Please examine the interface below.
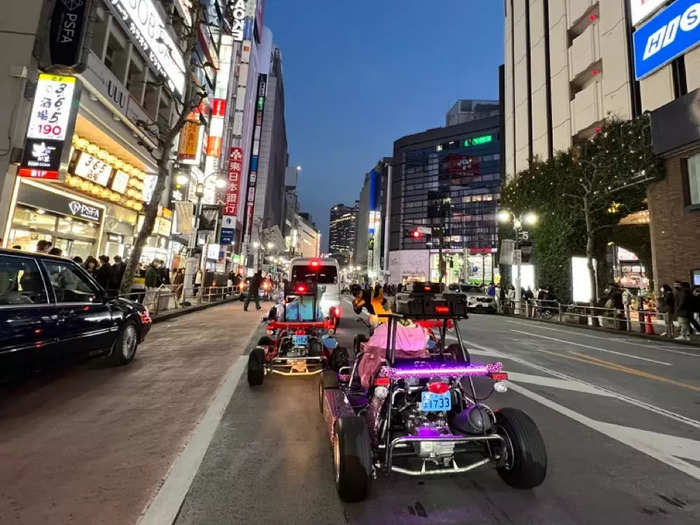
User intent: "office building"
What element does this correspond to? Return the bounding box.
[328,203,358,266]
[446,99,500,126]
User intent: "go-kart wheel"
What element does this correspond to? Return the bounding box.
[329,346,349,372]
[333,416,371,502]
[247,347,265,387]
[319,370,338,413]
[447,343,470,363]
[495,408,547,489]
[353,334,368,355]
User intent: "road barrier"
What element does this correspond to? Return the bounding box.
[120,285,241,318]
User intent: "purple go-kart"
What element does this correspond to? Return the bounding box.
[319,303,547,502]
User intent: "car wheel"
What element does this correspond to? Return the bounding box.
[495,408,547,489]
[333,416,372,502]
[108,321,139,366]
[247,347,265,386]
[319,370,339,413]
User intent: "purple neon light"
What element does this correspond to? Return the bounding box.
[380,362,502,379]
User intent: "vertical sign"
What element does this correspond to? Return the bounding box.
[242,74,267,243]
[221,147,243,245]
[19,74,79,180]
[49,0,92,69]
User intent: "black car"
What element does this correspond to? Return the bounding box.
[0,248,151,374]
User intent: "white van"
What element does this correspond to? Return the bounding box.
[289,257,341,326]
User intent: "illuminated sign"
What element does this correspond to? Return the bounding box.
[634,0,700,80]
[73,151,112,186]
[19,74,79,179]
[107,0,186,96]
[111,170,130,193]
[143,174,158,204]
[69,200,101,222]
[630,0,668,25]
[230,0,247,41]
[464,134,493,147]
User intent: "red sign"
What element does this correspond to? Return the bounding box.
[469,248,494,255]
[18,167,59,179]
[447,155,480,177]
[211,98,226,117]
[223,147,243,216]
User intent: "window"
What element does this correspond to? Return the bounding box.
[688,153,700,206]
[89,5,109,58]
[0,256,48,305]
[42,261,99,304]
[292,265,338,284]
[143,70,161,119]
[126,52,146,102]
[104,24,129,82]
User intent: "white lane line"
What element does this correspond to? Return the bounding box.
[502,318,699,358]
[137,356,247,525]
[510,329,672,366]
[458,337,700,430]
[506,372,614,397]
[507,382,700,481]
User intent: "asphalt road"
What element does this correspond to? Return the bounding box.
[174,299,700,525]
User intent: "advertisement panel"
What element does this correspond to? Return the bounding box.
[633,0,700,80]
[49,0,92,69]
[73,151,113,186]
[178,118,202,163]
[242,74,267,241]
[19,74,80,180]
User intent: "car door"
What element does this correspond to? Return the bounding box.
[0,254,59,370]
[40,258,116,357]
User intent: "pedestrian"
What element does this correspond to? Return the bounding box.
[657,284,675,337]
[48,247,63,256]
[194,268,203,296]
[95,255,112,289]
[244,270,263,311]
[72,256,83,265]
[673,281,693,341]
[507,285,515,313]
[173,268,185,300]
[691,286,700,335]
[84,256,99,276]
[158,260,171,286]
[145,260,161,288]
[110,255,126,290]
[36,239,52,253]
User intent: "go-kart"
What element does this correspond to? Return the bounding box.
[319,288,547,502]
[248,281,348,386]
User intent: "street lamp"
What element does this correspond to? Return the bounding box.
[498,209,538,315]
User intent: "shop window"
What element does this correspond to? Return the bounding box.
[126,52,146,103]
[104,23,129,83]
[688,153,700,206]
[89,4,109,58]
[43,260,99,304]
[0,255,48,305]
[13,207,57,231]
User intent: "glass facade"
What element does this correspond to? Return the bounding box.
[393,129,500,253]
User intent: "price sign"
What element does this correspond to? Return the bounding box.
[27,74,76,142]
[74,152,112,186]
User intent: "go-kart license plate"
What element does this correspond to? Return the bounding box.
[420,391,451,412]
[293,334,308,346]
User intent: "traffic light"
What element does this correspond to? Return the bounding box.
[410,229,422,239]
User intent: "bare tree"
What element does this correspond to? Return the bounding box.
[119,6,207,294]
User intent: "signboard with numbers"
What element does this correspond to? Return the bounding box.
[73,151,112,186]
[19,74,80,180]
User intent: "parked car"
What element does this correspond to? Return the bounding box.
[449,284,496,313]
[0,248,151,375]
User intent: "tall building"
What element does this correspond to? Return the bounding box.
[504,0,700,288]
[296,212,321,258]
[328,203,358,266]
[446,99,500,126]
[355,163,390,279]
[388,116,501,285]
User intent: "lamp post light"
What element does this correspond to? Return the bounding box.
[498,210,537,315]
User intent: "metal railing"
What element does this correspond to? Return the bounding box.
[119,284,241,317]
[501,298,674,338]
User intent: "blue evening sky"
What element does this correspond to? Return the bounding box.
[264,0,504,248]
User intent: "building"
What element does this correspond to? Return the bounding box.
[328,203,358,266]
[446,99,500,126]
[388,116,501,285]
[355,163,389,280]
[295,212,321,258]
[503,0,700,288]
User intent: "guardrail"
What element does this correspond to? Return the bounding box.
[119,285,241,317]
[501,298,675,338]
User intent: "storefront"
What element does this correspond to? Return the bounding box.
[138,208,174,266]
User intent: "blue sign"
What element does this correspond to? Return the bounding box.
[633,0,700,80]
[220,228,235,246]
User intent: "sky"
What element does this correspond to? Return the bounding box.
[264,0,504,249]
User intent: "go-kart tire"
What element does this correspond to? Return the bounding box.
[446,342,471,363]
[247,347,265,387]
[495,408,547,489]
[333,416,372,502]
[329,346,349,372]
[319,370,338,413]
[353,334,368,355]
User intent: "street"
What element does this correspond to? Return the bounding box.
[1,300,699,525]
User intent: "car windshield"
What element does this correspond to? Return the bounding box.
[291,265,338,284]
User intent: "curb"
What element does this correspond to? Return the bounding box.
[152,297,239,324]
[499,313,700,348]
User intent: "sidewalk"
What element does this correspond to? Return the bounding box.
[0,302,263,525]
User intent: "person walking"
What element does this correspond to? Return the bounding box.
[244,270,263,311]
[84,256,99,277]
[690,286,700,335]
[95,255,112,290]
[673,281,692,341]
[657,284,675,337]
[145,260,161,289]
[110,255,126,291]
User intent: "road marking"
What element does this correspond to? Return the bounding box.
[506,372,615,397]
[568,352,700,392]
[502,318,699,357]
[507,382,700,481]
[137,355,248,525]
[458,337,700,430]
[510,329,672,366]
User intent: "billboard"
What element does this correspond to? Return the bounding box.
[633,0,700,80]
